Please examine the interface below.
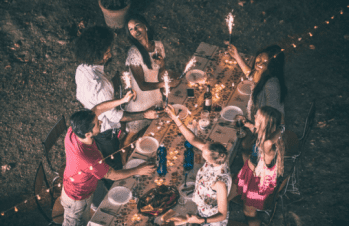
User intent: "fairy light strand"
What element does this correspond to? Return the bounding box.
[1,4,348,219]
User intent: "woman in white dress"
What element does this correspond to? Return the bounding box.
[165,105,232,226]
[124,14,181,145]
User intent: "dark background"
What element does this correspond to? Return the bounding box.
[1,0,348,225]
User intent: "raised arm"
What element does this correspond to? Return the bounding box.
[164,105,206,150]
[104,163,156,181]
[227,44,252,77]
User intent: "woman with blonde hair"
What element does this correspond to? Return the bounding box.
[235,106,285,226]
[165,105,232,226]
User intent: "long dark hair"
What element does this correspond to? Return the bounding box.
[125,13,154,69]
[251,45,288,105]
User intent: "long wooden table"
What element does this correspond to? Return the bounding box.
[88,42,253,226]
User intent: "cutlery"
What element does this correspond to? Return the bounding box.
[184,173,188,188]
[100,208,119,218]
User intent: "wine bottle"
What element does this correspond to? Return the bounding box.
[203,85,212,111]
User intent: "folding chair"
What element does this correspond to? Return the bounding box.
[34,162,64,225]
[284,100,316,195]
[42,115,67,186]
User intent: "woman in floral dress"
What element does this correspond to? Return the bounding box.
[124,14,181,147]
[165,105,232,226]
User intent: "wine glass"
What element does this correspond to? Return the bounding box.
[235,118,246,138]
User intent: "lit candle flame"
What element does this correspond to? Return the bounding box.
[226,10,235,35]
[122,71,132,90]
[184,57,197,74]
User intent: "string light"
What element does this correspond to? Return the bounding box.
[46,189,50,193]
[1,4,348,219]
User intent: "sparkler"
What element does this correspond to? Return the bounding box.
[226,10,235,44]
[121,71,135,101]
[179,57,196,78]
[163,71,170,107]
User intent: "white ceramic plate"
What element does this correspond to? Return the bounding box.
[136,136,159,154]
[108,186,132,205]
[238,80,253,95]
[172,104,189,119]
[179,181,196,200]
[220,106,243,122]
[186,69,206,84]
[124,159,146,169]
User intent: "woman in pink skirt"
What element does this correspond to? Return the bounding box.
[235,106,285,226]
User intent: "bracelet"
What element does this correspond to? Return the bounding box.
[204,218,207,224]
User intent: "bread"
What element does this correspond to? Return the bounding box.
[161,209,176,222]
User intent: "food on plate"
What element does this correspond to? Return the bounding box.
[161,209,176,222]
[137,185,179,216]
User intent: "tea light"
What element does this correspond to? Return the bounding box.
[154,178,164,186]
[150,132,155,136]
[174,150,179,155]
[172,155,178,160]
[132,214,142,222]
[157,126,161,130]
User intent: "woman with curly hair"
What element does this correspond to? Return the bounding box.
[234,106,285,226]
[123,13,181,146]
[228,44,288,123]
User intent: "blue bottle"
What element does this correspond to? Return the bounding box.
[157,144,167,176]
[183,141,194,171]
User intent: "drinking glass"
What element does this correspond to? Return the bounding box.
[199,110,210,130]
[235,118,246,138]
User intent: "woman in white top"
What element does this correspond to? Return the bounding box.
[124,14,181,145]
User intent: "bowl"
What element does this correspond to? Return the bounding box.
[136,136,159,155]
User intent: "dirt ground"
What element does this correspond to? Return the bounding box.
[1,0,349,225]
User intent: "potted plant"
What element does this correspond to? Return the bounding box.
[98,0,131,29]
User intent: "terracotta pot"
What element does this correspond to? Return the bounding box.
[98,0,130,29]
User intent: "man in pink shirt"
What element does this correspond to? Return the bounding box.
[61,91,156,226]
